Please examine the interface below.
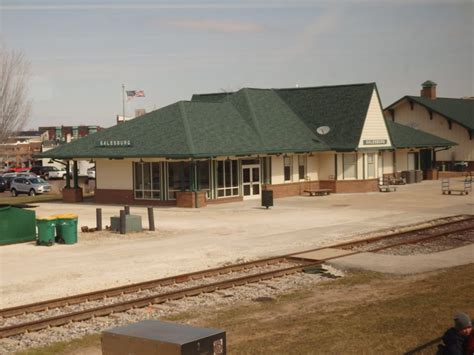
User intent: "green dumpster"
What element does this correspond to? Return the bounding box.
[36,216,57,246]
[54,213,78,245]
[0,205,36,245]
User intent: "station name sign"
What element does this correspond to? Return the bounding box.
[97,140,132,147]
[363,139,387,145]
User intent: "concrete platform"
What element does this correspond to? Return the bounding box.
[0,180,472,308]
[327,244,474,275]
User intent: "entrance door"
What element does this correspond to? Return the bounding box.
[242,164,260,199]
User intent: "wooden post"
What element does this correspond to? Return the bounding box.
[148,207,155,231]
[96,208,102,231]
[124,205,130,215]
[120,210,126,235]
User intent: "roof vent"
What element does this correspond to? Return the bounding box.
[316,126,330,135]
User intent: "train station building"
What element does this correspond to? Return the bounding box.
[39,83,455,207]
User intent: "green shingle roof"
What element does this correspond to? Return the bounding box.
[274,84,376,150]
[386,96,474,131]
[39,83,454,160]
[38,92,330,159]
[385,119,456,149]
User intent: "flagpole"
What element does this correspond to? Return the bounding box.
[122,84,125,122]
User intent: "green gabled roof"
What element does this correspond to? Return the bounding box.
[274,83,376,150]
[192,83,378,151]
[385,119,456,149]
[39,93,330,159]
[386,96,474,131]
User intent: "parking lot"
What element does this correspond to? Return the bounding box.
[0,180,472,308]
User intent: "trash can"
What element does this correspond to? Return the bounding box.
[55,213,78,244]
[261,190,273,209]
[401,170,415,184]
[36,216,57,246]
[415,170,423,183]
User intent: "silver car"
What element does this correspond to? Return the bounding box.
[10,176,52,196]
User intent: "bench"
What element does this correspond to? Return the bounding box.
[379,177,397,193]
[304,189,332,196]
[379,185,397,192]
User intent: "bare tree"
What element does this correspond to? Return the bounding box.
[0,44,32,143]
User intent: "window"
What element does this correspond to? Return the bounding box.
[298,155,307,180]
[134,162,161,200]
[284,156,292,182]
[217,160,239,198]
[197,160,210,196]
[367,153,375,178]
[343,154,357,179]
[168,162,190,200]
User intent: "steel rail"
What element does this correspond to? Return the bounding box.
[1,215,472,319]
[0,256,293,318]
[0,260,320,338]
[367,224,474,253]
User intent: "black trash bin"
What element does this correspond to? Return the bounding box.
[401,170,415,184]
[261,190,273,209]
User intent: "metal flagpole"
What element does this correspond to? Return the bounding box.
[122,84,125,122]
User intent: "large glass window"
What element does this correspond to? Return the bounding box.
[343,154,357,179]
[134,162,161,200]
[298,155,307,180]
[284,156,292,182]
[168,162,190,200]
[367,153,375,178]
[197,160,210,196]
[217,160,239,198]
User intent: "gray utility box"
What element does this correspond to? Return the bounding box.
[102,320,226,355]
[110,214,142,233]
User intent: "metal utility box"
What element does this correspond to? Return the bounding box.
[261,189,273,209]
[0,205,36,245]
[110,214,142,233]
[102,320,226,355]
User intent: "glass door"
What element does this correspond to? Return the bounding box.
[242,164,260,199]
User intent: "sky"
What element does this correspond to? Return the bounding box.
[1,0,473,129]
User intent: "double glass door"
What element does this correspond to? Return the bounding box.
[242,164,260,199]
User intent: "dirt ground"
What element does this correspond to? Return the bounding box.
[19,263,474,355]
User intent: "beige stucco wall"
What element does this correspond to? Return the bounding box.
[358,90,392,150]
[96,158,133,190]
[394,149,422,172]
[380,151,394,175]
[271,155,284,184]
[390,101,472,161]
[317,152,335,180]
[307,154,318,180]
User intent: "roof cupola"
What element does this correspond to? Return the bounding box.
[421,80,437,100]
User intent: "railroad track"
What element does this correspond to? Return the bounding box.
[1,214,473,339]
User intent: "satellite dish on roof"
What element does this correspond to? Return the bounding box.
[316,126,330,135]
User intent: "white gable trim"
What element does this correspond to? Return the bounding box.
[358,89,392,149]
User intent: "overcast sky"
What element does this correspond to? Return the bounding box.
[1,0,473,129]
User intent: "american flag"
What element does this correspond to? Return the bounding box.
[126,90,145,98]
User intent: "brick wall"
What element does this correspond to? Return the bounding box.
[176,191,207,208]
[95,189,175,206]
[263,179,378,197]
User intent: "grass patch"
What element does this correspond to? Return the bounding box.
[15,334,100,355]
[0,193,94,206]
[14,264,474,354]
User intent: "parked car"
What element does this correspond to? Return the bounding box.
[10,176,51,196]
[0,173,33,190]
[30,166,58,179]
[47,166,69,179]
[0,176,6,192]
[87,166,96,179]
